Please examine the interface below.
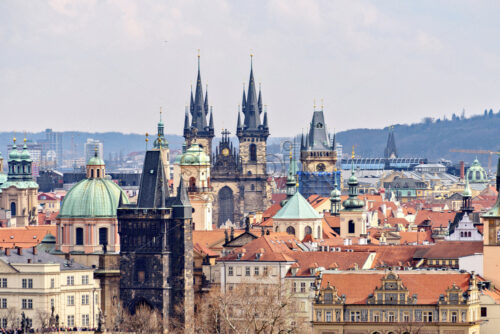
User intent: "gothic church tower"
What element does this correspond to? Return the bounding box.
[236,56,271,215]
[184,54,214,157]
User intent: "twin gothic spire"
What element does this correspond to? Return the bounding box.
[184,54,269,139]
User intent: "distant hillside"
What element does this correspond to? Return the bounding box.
[1,109,499,166]
[335,110,500,166]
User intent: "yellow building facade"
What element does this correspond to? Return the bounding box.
[0,247,100,330]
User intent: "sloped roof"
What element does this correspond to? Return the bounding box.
[420,241,483,259]
[320,271,471,304]
[414,209,456,228]
[288,252,372,276]
[0,226,56,248]
[274,192,321,219]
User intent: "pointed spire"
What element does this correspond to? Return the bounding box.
[263,111,268,129]
[189,52,208,132]
[300,133,305,150]
[176,177,190,204]
[237,111,242,130]
[184,109,190,131]
[209,110,214,130]
[204,85,209,116]
[190,87,194,115]
[332,132,336,150]
[241,85,246,113]
[258,83,263,114]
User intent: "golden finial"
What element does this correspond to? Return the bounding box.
[351,146,355,159]
[197,48,200,58]
[250,49,254,58]
[23,138,27,143]
[313,99,316,109]
[13,137,16,144]
[145,132,149,141]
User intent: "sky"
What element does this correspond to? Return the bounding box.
[1,0,500,137]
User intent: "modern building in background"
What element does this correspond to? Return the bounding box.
[84,139,103,163]
[37,129,63,169]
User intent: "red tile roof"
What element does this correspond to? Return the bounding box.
[414,209,456,229]
[420,241,483,259]
[288,252,372,276]
[320,272,471,304]
[0,226,56,248]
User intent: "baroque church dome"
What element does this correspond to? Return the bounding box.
[467,159,488,183]
[58,154,129,218]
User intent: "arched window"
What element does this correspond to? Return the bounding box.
[251,184,255,191]
[99,227,108,245]
[10,202,16,216]
[76,228,84,245]
[96,169,100,178]
[189,177,196,191]
[249,144,257,162]
[286,226,295,235]
[475,171,480,180]
[91,169,94,178]
[304,226,312,235]
[348,220,355,234]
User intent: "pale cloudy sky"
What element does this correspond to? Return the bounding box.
[1,0,499,137]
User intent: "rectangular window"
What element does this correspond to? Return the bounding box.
[423,311,433,322]
[67,315,75,327]
[350,311,361,322]
[403,312,410,322]
[51,298,54,309]
[82,314,90,326]
[300,282,306,293]
[1,318,7,328]
[0,298,6,309]
[263,266,269,276]
[373,312,380,322]
[50,278,55,289]
[451,312,457,323]
[316,311,322,321]
[67,295,74,306]
[481,307,487,317]
[0,278,7,288]
[228,266,233,276]
[293,282,297,293]
[22,278,33,289]
[82,275,89,285]
[325,311,332,322]
[388,312,395,322]
[461,311,466,322]
[82,294,89,305]
[67,276,74,286]
[254,266,260,276]
[21,299,33,309]
[245,267,251,276]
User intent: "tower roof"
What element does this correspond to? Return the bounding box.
[304,109,332,151]
[238,56,268,138]
[384,127,398,159]
[274,191,321,220]
[187,54,214,137]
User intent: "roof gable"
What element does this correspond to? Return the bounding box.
[274,192,322,219]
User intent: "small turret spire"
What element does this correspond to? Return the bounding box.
[209,109,214,130]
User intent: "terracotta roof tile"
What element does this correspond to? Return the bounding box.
[320,271,471,304]
[421,241,483,259]
[288,252,372,276]
[0,226,56,248]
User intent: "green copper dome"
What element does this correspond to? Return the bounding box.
[330,184,341,201]
[87,155,105,166]
[20,144,31,161]
[180,143,210,166]
[467,159,488,183]
[58,178,129,218]
[8,143,20,161]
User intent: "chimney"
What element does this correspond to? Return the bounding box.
[17,247,23,255]
[32,246,37,255]
[5,248,10,256]
[460,161,465,179]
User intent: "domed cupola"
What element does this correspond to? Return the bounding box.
[180,143,210,166]
[59,148,129,219]
[342,149,365,210]
[467,159,488,183]
[153,109,168,149]
[329,172,342,215]
[8,138,20,162]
